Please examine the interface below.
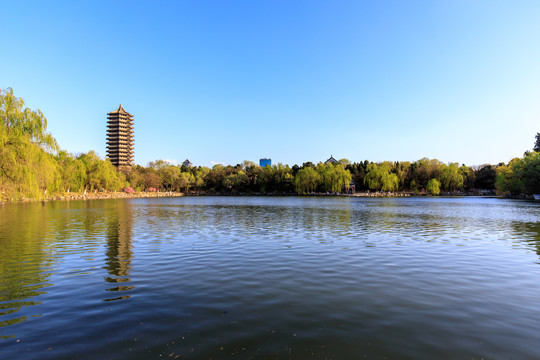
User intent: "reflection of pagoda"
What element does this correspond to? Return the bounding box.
[104,203,134,301]
[106,104,134,172]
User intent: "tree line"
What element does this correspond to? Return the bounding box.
[1,88,539,201]
[123,159,501,196]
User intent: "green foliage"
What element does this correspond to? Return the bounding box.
[495,159,524,196]
[426,178,441,195]
[295,166,321,194]
[534,132,540,153]
[0,87,58,152]
[409,158,444,190]
[495,153,540,196]
[77,151,124,192]
[519,152,540,194]
[459,165,475,191]
[162,165,180,191]
[410,179,419,194]
[438,163,464,192]
[364,162,399,192]
[316,163,352,193]
[1,88,60,199]
[56,151,86,192]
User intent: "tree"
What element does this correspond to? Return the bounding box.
[175,171,194,192]
[127,165,146,191]
[513,152,540,195]
[474,165,496,190]
[438,163,464,192]
[394,161,411,190]
[315,163,352,193]
[364,163,382,190]
[534,132,540,152]
[56,151,85,192]
[273,164,294,193]
[223,171,248,192]
[161,165,180,191]
[97,159,125,191]
[426,178,441,195]
[495,159,524,196]
[193,167,209,192]
[459,165,475,192]
[142,170,161,190]
[346,162,368,191]
[0,88,58,152]
[257,165,275,193]
[295,166,321,194]
[77,151,124,191]
[409,158,444,190]
[78,151,101,191]
[364,162,398,192]
[1,88,60,199]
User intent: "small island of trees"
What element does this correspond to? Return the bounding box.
[1,88,539,202]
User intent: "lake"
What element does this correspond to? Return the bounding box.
[1,196,540,359]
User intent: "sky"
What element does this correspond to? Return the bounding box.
[1,1,539,168]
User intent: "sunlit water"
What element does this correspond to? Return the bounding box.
[1,196,540,359]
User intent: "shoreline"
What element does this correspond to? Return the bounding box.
[1,190,527,206]
[0,191,184,205]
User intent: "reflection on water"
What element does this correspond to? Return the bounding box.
[104,203,134,301]
[511,220,540,258]
[0,197,540,359]
[0,204,54,336]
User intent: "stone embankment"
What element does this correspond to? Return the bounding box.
[0,191,184,204]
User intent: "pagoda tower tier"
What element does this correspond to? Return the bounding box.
[106,104,134,168]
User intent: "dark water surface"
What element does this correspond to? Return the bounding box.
[1,196,540,359]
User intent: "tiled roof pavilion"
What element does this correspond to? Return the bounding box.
[325,155,339,164]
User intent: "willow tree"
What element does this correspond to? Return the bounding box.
[438,163,464,192]
[426,178,441,195]
[316,163,352,193]
[56,150,86,192]
[78,151,125,192]
[0,88,60,199]
[364,162,399,192]
[295,166,321,194]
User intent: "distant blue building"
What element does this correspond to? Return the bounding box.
[259,158,271,167]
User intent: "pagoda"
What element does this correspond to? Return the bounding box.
[106,104,134,172]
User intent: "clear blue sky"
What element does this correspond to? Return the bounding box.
[2,1,539,167]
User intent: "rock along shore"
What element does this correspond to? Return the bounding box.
[0,191,184,204]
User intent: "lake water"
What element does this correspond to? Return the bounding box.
[1,196,540,359]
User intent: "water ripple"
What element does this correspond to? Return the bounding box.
[1,197,540,359]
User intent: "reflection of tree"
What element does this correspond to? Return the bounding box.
[0,204,54,336]
[513,221,540,259]
[104,202,134,301]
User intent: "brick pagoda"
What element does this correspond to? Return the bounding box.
[106,104,134,172]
